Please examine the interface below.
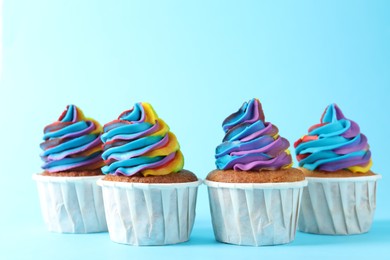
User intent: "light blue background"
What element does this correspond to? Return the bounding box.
[1,0,389,259]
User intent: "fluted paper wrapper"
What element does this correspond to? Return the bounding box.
[205,180,307,246]
[97,179,202,246]
[33,174,108,233]
[299,175,381,235]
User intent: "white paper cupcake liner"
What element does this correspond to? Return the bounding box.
[97,179,202,246]
[33,174,108,233]
[204,180,308,246]
[298,174,381,235]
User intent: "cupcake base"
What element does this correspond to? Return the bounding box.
[33,174,108,233]
[204,179,307,246]
[207,168,305,183]
[97,172,201,246]
[40,169,103,177]
[298,174,382,235]
[102,169,198,183]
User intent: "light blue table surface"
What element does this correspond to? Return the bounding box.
[2,221,390,260]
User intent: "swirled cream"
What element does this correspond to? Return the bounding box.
[294,104,372,173]
[40,105,104,172]
[215,98,292,171]
[101,102,184,176]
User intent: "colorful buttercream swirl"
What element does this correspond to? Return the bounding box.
[40,105,104,172]
[101,102,184,176]
[215,98,292,171]
[294,104,372,173]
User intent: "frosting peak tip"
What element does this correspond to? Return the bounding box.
[222,98,265,133]
[321,103,346,123]
[58,104,89,123]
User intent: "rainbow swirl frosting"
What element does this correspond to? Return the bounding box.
[294,104,372,173]
[101,102,184,176]
[40,105,104,172]
[215,98,292,171]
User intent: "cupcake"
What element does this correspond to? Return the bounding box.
[97,102,201,246]
[205,98,307,246]
[294,104,381,235]
[33,105,107,233]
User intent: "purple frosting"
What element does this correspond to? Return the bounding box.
[294,104,372,173]
[215,98,292,171]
